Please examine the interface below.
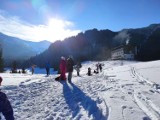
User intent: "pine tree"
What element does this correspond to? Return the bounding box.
[0,45,4,72]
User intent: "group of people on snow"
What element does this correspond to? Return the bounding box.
[87,63,103,76]
[31,58,102,79]
[30,55,82,83]
[55,56,75,83]
[0,55,76,119]
[0,57,104,119]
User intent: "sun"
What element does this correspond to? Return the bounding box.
[44,18,80,42]
[41,18,71,42]
[31,18,80,42]
[48,18,66,31]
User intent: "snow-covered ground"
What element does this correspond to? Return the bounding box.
[0,60,160,120]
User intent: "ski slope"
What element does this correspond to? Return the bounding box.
[0,60,160,120]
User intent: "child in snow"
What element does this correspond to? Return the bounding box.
[0,76,14,120]
[94,70,99,74]
[87,67,92,76]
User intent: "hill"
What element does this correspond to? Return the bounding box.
[0,32,51,61]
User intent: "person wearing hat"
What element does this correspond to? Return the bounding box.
[0,76,14,120]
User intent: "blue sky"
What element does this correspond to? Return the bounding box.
[0,0,160,42]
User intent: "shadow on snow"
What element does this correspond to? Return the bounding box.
[59,81,106,120]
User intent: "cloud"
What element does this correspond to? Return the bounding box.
[0,10,81,42]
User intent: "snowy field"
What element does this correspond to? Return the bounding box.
[0,60,160,120]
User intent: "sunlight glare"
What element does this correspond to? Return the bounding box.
[42,18,79,42]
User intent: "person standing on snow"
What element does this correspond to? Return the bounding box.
[75,61,81,76]
[87,67,92,76]
[0,76,14,120]
[67,56,74,82]
[99,63,102,72]
[55,57,67,81]
[59,56,67,80]
[96,63,99,73]
[45,62,50,76]
[31,64,36,75]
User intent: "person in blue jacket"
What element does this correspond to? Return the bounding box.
[0,76,14,120]
[45,62,50,76]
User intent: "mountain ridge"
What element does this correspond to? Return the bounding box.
[25,23,160,69]
[0,32,51,61]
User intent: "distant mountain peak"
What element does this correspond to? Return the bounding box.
[0,33,51,61]
[39,40,51,43]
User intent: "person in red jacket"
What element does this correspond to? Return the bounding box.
[0,76,14,120]
[59,56,67,80]
[55,57,67,81]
